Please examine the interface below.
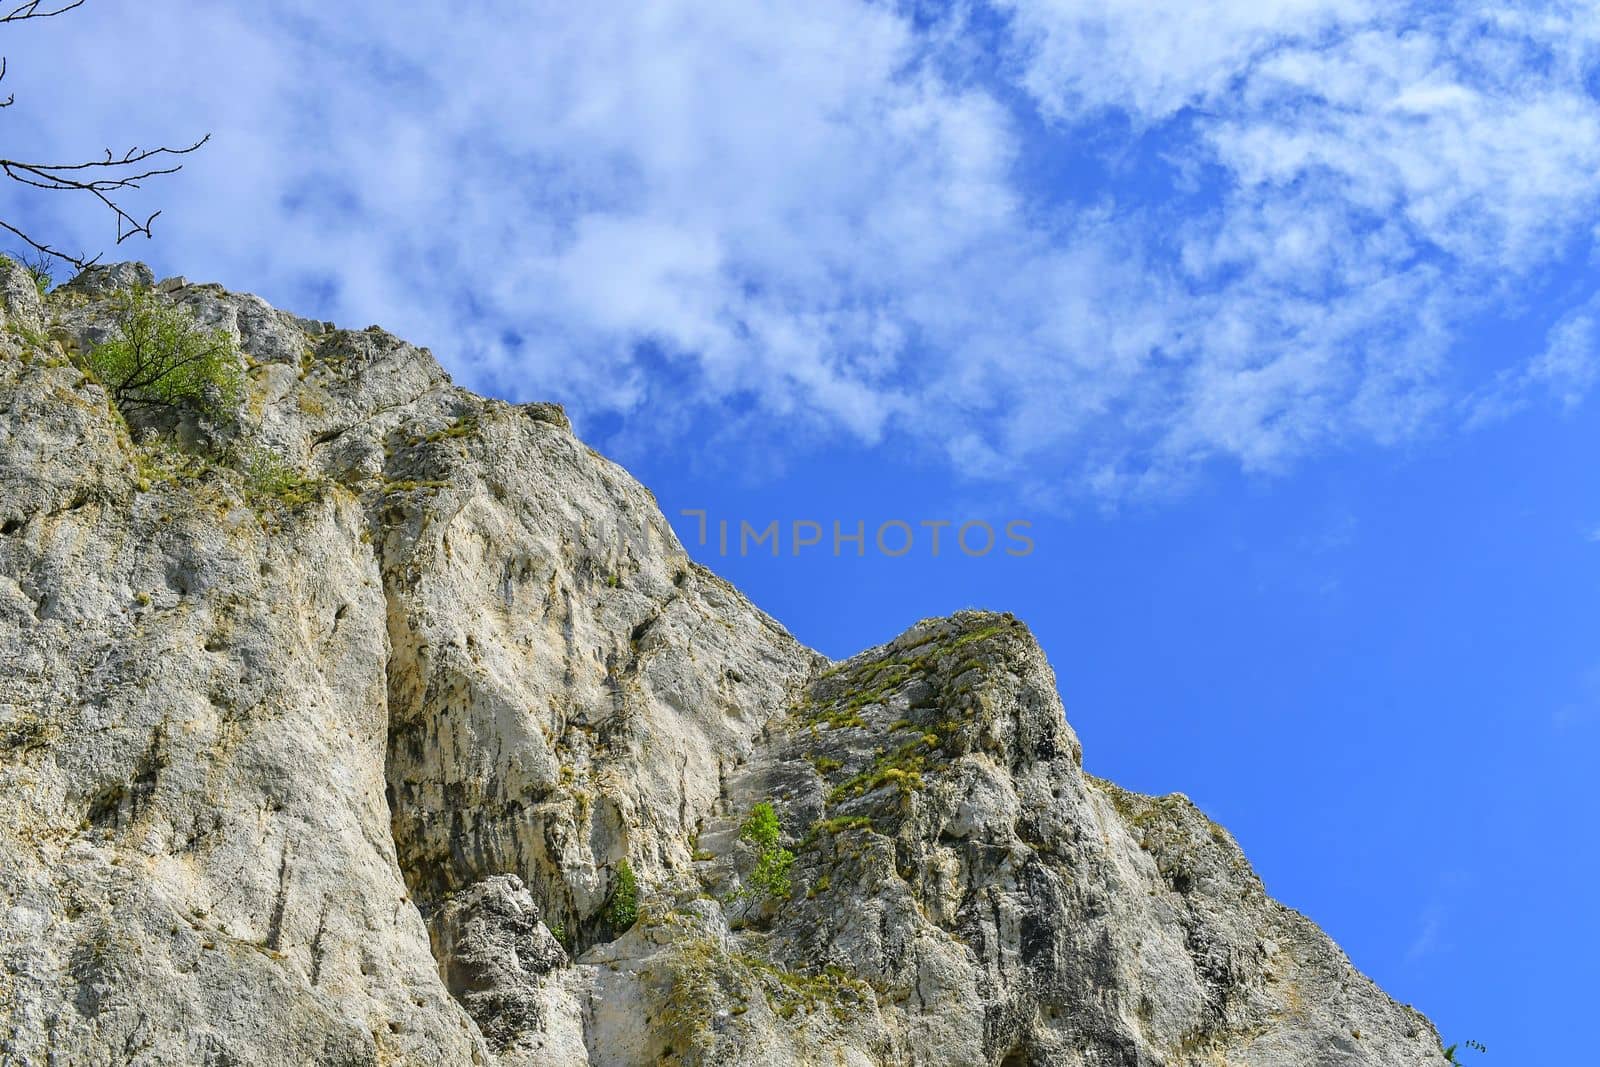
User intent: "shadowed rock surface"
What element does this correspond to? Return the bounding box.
[0,260,1447,1065]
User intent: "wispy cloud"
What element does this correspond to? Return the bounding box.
[1553,663,1600,732]
[1405,902,1446,963]
[1467,293,1600,427]
[4,1,1597,500]
[1406,868,1473,963]
[997,0,1376,121]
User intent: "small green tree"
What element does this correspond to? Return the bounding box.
[604,859,638,931]
[740,801,795,900]
[750,843,795,898]
[85,288,242,420]
[740,802,781,850]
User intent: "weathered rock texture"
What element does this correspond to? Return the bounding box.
[0,259,1446,1065]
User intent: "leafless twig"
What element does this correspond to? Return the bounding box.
[0,1,88,25]
[1,1,207,270]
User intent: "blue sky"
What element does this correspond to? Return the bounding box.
[6,1,1599,1060]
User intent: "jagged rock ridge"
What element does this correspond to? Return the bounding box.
[0,260,1446,1065]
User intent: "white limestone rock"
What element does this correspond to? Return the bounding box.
[0,267,1448,1066]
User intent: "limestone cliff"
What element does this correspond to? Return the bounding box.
[0,260,1446,1066]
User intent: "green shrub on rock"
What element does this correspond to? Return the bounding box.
[239,447,322,508]
[605,859,638,931]
[0,253,52,297]
[740,801,794,900]
[85,287,242,420]
[740,801,781,850]
[749,844,794,899]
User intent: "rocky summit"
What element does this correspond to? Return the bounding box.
[0,259,1446,1065]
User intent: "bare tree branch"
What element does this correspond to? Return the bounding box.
[1,0,206,271]
[0,1,87,25]
[0,218,98,267]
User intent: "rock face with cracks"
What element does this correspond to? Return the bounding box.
[0,259,1447,1065]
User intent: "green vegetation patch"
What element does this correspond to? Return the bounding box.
[423,413,479,443]
[793,614,1024,733]
[84,287,242,421]
[740,802,795,900]
[1,253,53,297]
[604,858,639,931]
[652,925,873,1063]
[240,448,324,508]
[799,815,873,850]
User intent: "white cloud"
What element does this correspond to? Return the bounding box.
[1204,21,1600,271]
[1466,291,1600,426]
[1003,1,1600,480]
[3,1,1598,501]
[1404,902,1445,963]
[996,0,1377,119]
[1528,301,1600,410]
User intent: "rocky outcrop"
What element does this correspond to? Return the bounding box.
[0,259,1446,1065]
[429,875,578,1064]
